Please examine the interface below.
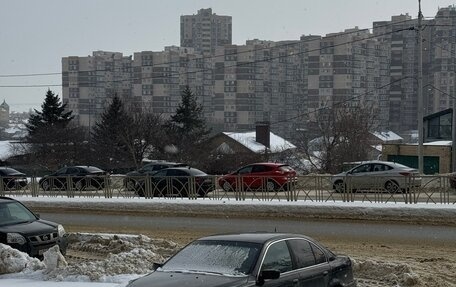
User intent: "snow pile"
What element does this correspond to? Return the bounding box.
[0,243,44,275]
[353,259,420,286]
[0,233,181,284]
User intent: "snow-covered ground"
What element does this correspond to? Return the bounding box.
[1,196,455,286]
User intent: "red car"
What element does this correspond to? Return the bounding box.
[218,163,297,192]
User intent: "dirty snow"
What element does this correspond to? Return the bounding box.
[0,233,181,287]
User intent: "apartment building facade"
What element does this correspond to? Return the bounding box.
[62,51,132,127]
[180,8,232,54]
[62,6,456,139]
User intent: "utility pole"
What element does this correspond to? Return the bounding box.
[453,71,456,172]
[417,0,424,174]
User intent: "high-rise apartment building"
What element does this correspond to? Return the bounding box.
[212,39,303,135]
[302,28,390,130]
[428,6,456,115]
[132,46,213,119]
[62,51,132,127]
[181,8,232,54]
[62,6,456,139]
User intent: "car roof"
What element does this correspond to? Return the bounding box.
[197,232,313,244]
[247,162,290,167]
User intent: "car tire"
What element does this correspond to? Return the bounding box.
[265,180,278,192]
[384,180,400,193]
[222,181,234,192]
[74,180,84,191]
[333,180,346,193]
[126,180,136,191]
[41,180,51,191]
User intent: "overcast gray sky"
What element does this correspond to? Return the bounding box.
[0,0,454,112]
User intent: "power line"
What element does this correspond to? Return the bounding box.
[270,76,413,126]
[0,26,415,88]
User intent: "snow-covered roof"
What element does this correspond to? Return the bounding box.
[371,131,403,142]
[223,131,296,153]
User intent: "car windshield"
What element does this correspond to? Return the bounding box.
[1,168,22,175]
[0,202,37,226]
[161,240,261,276]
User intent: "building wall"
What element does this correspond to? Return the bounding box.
[180,8,232,54]
[382,144,452,174]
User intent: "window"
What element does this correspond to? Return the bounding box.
[261,240,292,273]
[352,164,371,174]
[288,239,315,268]
[311,243,327,264]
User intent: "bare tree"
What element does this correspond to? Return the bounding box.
[297,104,378,174]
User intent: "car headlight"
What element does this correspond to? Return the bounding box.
[58,225,66,237]
[7,233,26,245]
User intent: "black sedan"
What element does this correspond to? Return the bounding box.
[127,232,356,287]
[39,166,108,191]
[0,167,28,190]
[124,161,187,191]
[135,167,214,197]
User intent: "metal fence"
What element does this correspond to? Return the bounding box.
[0,174,455,204]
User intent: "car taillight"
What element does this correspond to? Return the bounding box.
[399,172,411,176]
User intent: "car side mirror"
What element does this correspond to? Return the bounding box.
[256,270,280,285]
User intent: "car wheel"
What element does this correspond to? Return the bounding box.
[222,181,233,192]
[333,180,345,193]
[41,180,51,191]
[75,180,84,191]
[384,180,400,193]
[126,180,136,191]
[265,180,278,192]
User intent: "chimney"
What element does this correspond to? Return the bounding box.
[256,121,270,148]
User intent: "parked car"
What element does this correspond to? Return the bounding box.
[331,160,422,193]
[126,232,356,287]
[39,166,108,191]
[124,161,187,190]
[0,167,28,190]
[218,163,297,192]
[0,196,68,258]
[135,167,214,197]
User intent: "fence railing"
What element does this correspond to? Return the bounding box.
[0,174,455,204]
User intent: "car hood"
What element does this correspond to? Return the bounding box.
[126,171,143,176]
[128,271,250,287]
[332,172,347,178]
[0,219,58,235]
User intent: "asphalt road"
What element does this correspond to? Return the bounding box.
[40,211,456,244]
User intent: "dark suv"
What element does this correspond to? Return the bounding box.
[39,166,108,191]
[124,161,187,190]
[0,197,68,257]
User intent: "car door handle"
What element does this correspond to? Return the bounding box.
[293,279,299,285]
[322,271,329,276]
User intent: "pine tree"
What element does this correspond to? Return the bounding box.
[91,96,132,168]
[26,89,74,141]
[169,86,211,142]
[167,86,211,163]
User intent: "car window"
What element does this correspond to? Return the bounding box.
[55,168,67,175]
[238,166,253,174]
[351,164,371,174]
[0,202,36,226]
[252,165,267,173]
[67,167,79,174]
[173,170,189,177]
[153,170,168,177]
[287,239,316,269]
[372,164,385,172]
[311,243,327,264]
[261,240,293,273]
[162,240,262,276]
